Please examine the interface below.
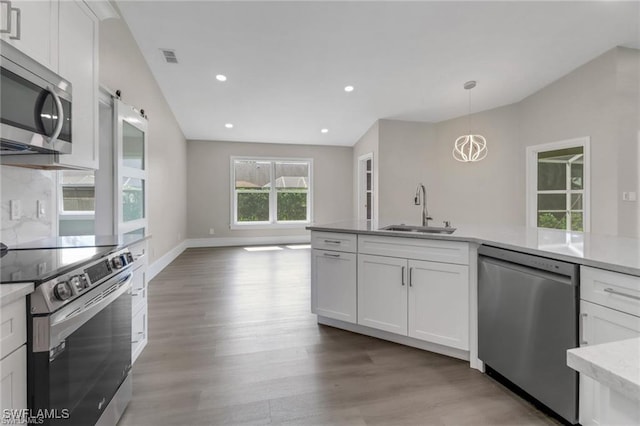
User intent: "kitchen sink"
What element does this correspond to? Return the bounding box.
[380,224,456,234]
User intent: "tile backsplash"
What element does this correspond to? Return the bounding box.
[1,166,56,246]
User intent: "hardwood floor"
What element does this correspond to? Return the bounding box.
[118,246,558,426]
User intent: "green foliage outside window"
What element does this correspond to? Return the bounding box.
[277,191,307,221]
[237,192,269,222]
[538,212,583,231]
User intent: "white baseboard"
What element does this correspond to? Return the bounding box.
[148,235,311,280]
[148,240,188,280]
[187,234,310,248]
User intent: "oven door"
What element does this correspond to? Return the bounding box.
[30,271,132,426]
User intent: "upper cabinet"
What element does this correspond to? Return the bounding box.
[57,0,98,169]
[0,0,59,71]
[1,0,100,169]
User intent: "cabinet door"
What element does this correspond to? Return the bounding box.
[132,304,147,364]
[357,254,407,335]
[408,260,469,350]
[57,0,98,169]
[312,249,357,323]
[131,264,147,315]
[0,345,27,413]
[0,0,58,70]
[579,300,640,426]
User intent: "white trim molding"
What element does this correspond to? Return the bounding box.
[525,136,591,232]
[188,234,310,248]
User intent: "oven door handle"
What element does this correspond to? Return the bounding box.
[35,272,133,353]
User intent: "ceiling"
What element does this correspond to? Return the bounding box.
[117,1,640,147]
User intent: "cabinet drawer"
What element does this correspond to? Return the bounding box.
[131,265,147,314]
[358,235,469,265]
[581,266,640,317]
[311,232,357,253]
[0,298,27,359]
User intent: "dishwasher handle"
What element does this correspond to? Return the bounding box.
[479,255,576,287]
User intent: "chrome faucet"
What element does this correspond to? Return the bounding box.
[414,183,433,227]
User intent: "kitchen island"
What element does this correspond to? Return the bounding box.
[307,220,640,425]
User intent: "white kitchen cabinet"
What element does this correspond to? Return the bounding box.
[579,265,640,426]
[312,249,357,323]
[0,0,99,170]
[358,254,408,334]
[408,260,469,350]
[0,296,28,415]
[0,0,58,71]
[128,238,148,364]
[131,304,147,364]
[56,0,98,169]
[0,345,27,412]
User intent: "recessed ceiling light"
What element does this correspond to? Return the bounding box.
[225,123,233,129]
[344,85,354,92]
[320,128,329,134]
[216,74,227,82]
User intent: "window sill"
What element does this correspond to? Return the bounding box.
[59,213,95,221]
[230,222,310,231]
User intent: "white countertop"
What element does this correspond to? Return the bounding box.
[567,338,640,400]
[307,221,640,277]
[1,282,34,307]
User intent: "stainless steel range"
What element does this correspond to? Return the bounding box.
[1,243,135,426]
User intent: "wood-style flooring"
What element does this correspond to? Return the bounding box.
[118,246,559,426]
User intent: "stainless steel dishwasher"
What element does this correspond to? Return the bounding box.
[478,245,579,424]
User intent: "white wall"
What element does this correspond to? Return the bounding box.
[187,140,353,241]
[370,47,639,237]
[100,16,188,264]
[0,167,56,245]
[378,119,437,225]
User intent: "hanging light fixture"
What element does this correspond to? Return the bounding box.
[453,80,488,162]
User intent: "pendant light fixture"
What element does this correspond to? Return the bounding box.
[453,80,488,162]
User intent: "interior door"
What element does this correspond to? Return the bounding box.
[114,99,148,240]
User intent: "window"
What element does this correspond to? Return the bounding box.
[526,138,590,232]
[60,171,95,214]
[231,157,312,227]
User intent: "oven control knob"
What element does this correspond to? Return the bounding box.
[112,256,124,269]
[126,253,134,263]
[69,276,81,291]
[53,282,72,301]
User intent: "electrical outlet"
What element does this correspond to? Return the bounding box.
[622,192,637,202]
[209,228,215,235]
[37,200,45,218]
[10,200,21,220]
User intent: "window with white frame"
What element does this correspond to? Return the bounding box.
[231,158,312,227]
[527,138,589,232]
[59,170,95,214]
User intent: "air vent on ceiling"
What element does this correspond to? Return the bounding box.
[160,48,178,64]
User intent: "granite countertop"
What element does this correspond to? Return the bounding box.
[567,338,640,400]
[1,283,34,306]
[307,220,640,277]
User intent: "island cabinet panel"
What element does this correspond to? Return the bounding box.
[358,235,469,265]
[579,265,640,426]
[408,260,469,350]
[312,249,357,323]
[357,254,408,335]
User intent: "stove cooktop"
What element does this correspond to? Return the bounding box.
[0,246,117,285]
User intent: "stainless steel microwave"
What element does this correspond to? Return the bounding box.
[0,39,72,155]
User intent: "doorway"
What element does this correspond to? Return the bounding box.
[358,153,374,222]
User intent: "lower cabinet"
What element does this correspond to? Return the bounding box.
[129,241,148,364]
[357,254,407,334]
[579,300,640,426]
[0,296,28,414]
[312,249,357,323]
[358,254,469,350]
